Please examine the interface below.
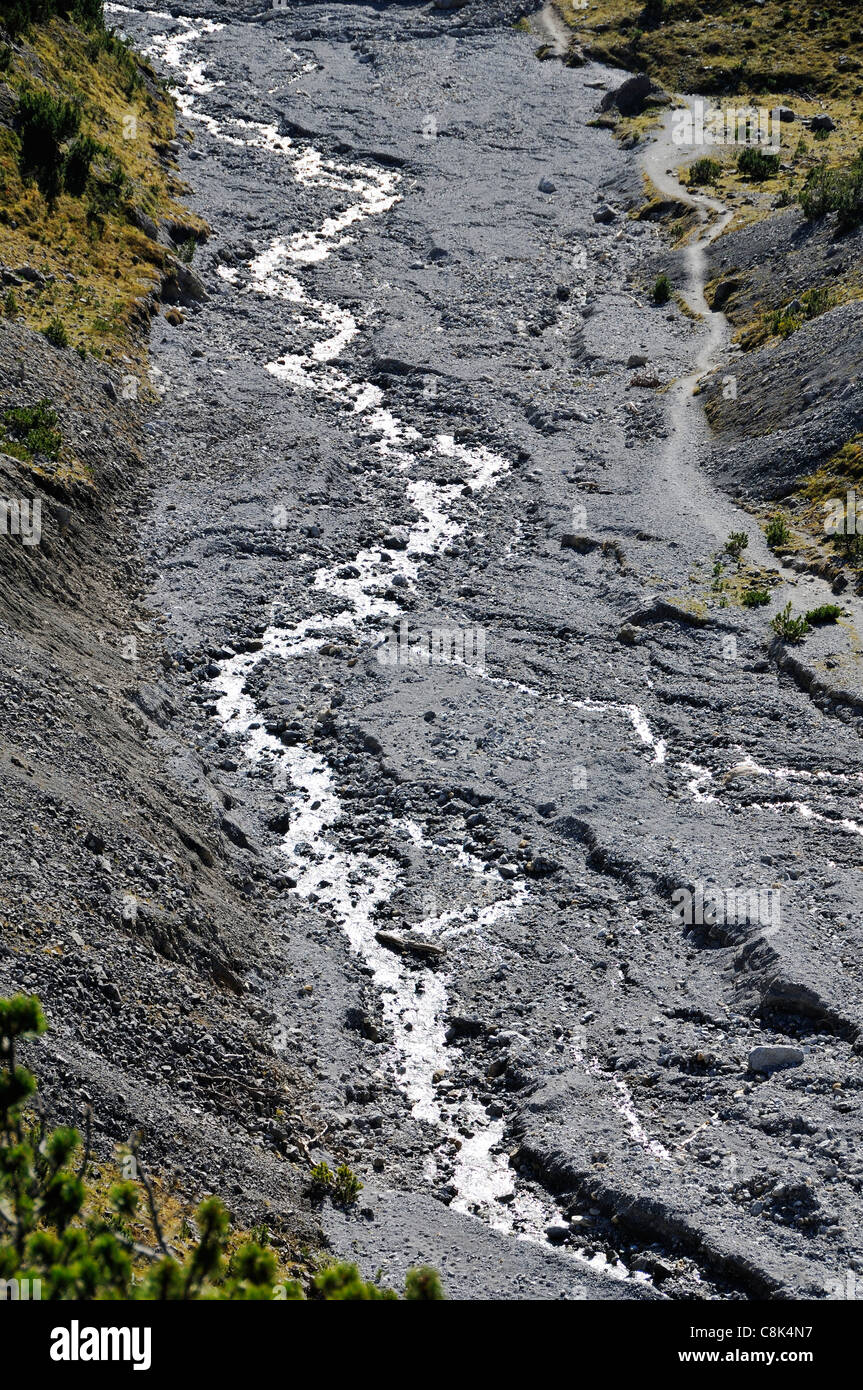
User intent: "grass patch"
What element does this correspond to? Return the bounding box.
[801,436,863,506]
[556,1,863,101]
[763,438,863,587]
[559,2,863,249]
[768,284,834,339]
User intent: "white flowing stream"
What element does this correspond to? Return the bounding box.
[110,4,863,1282]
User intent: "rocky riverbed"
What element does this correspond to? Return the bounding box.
[5,0,862,1300]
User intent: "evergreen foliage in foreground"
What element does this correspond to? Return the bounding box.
[1,0,104,38]
[0,994,443,1300]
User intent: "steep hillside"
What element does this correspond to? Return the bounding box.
[559,0,863,99]
[0,2,326,1286]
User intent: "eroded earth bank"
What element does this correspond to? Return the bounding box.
[9,0,863,1299]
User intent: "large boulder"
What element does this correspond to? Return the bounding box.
[599,73,653,117]
[748,1045,805,1073]
[161,261,208,306]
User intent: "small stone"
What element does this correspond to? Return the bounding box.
[538,177,557,194]
[593,204,617,224]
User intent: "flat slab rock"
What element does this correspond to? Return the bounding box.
[748,1045,805,1072]
[374,930,446,961]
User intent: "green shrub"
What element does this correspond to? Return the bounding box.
[1,4,31,37]
[771,601,809,643]
[688,157,722,186]
[405,1266,444,1300]
[309,1159,363,1206]
[62,133,101,197]
[17,84,81,187]
[0,993,442,1300]
[1,1,105,38]
[311,1261,442,1301]
[309,1160,334,1198]
[333,1162,363,1206]
[724,530,748,560]
[737,147,780,181]
[68,0,105,27]
[832,530,863,562]
[43,316,69,348]
[652,273,671,305]
[2,397,62,459]
[765,514,790,549]
[16,78,123,208]
[86,157,127,218]
[639,0,666,27]
[742,588,770,607]
[806,603,842,625]
[3,289,18,318]
[799,153,863,232]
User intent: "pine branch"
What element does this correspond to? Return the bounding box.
[130,1131,169,1258]
[76,1103,93,1179]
